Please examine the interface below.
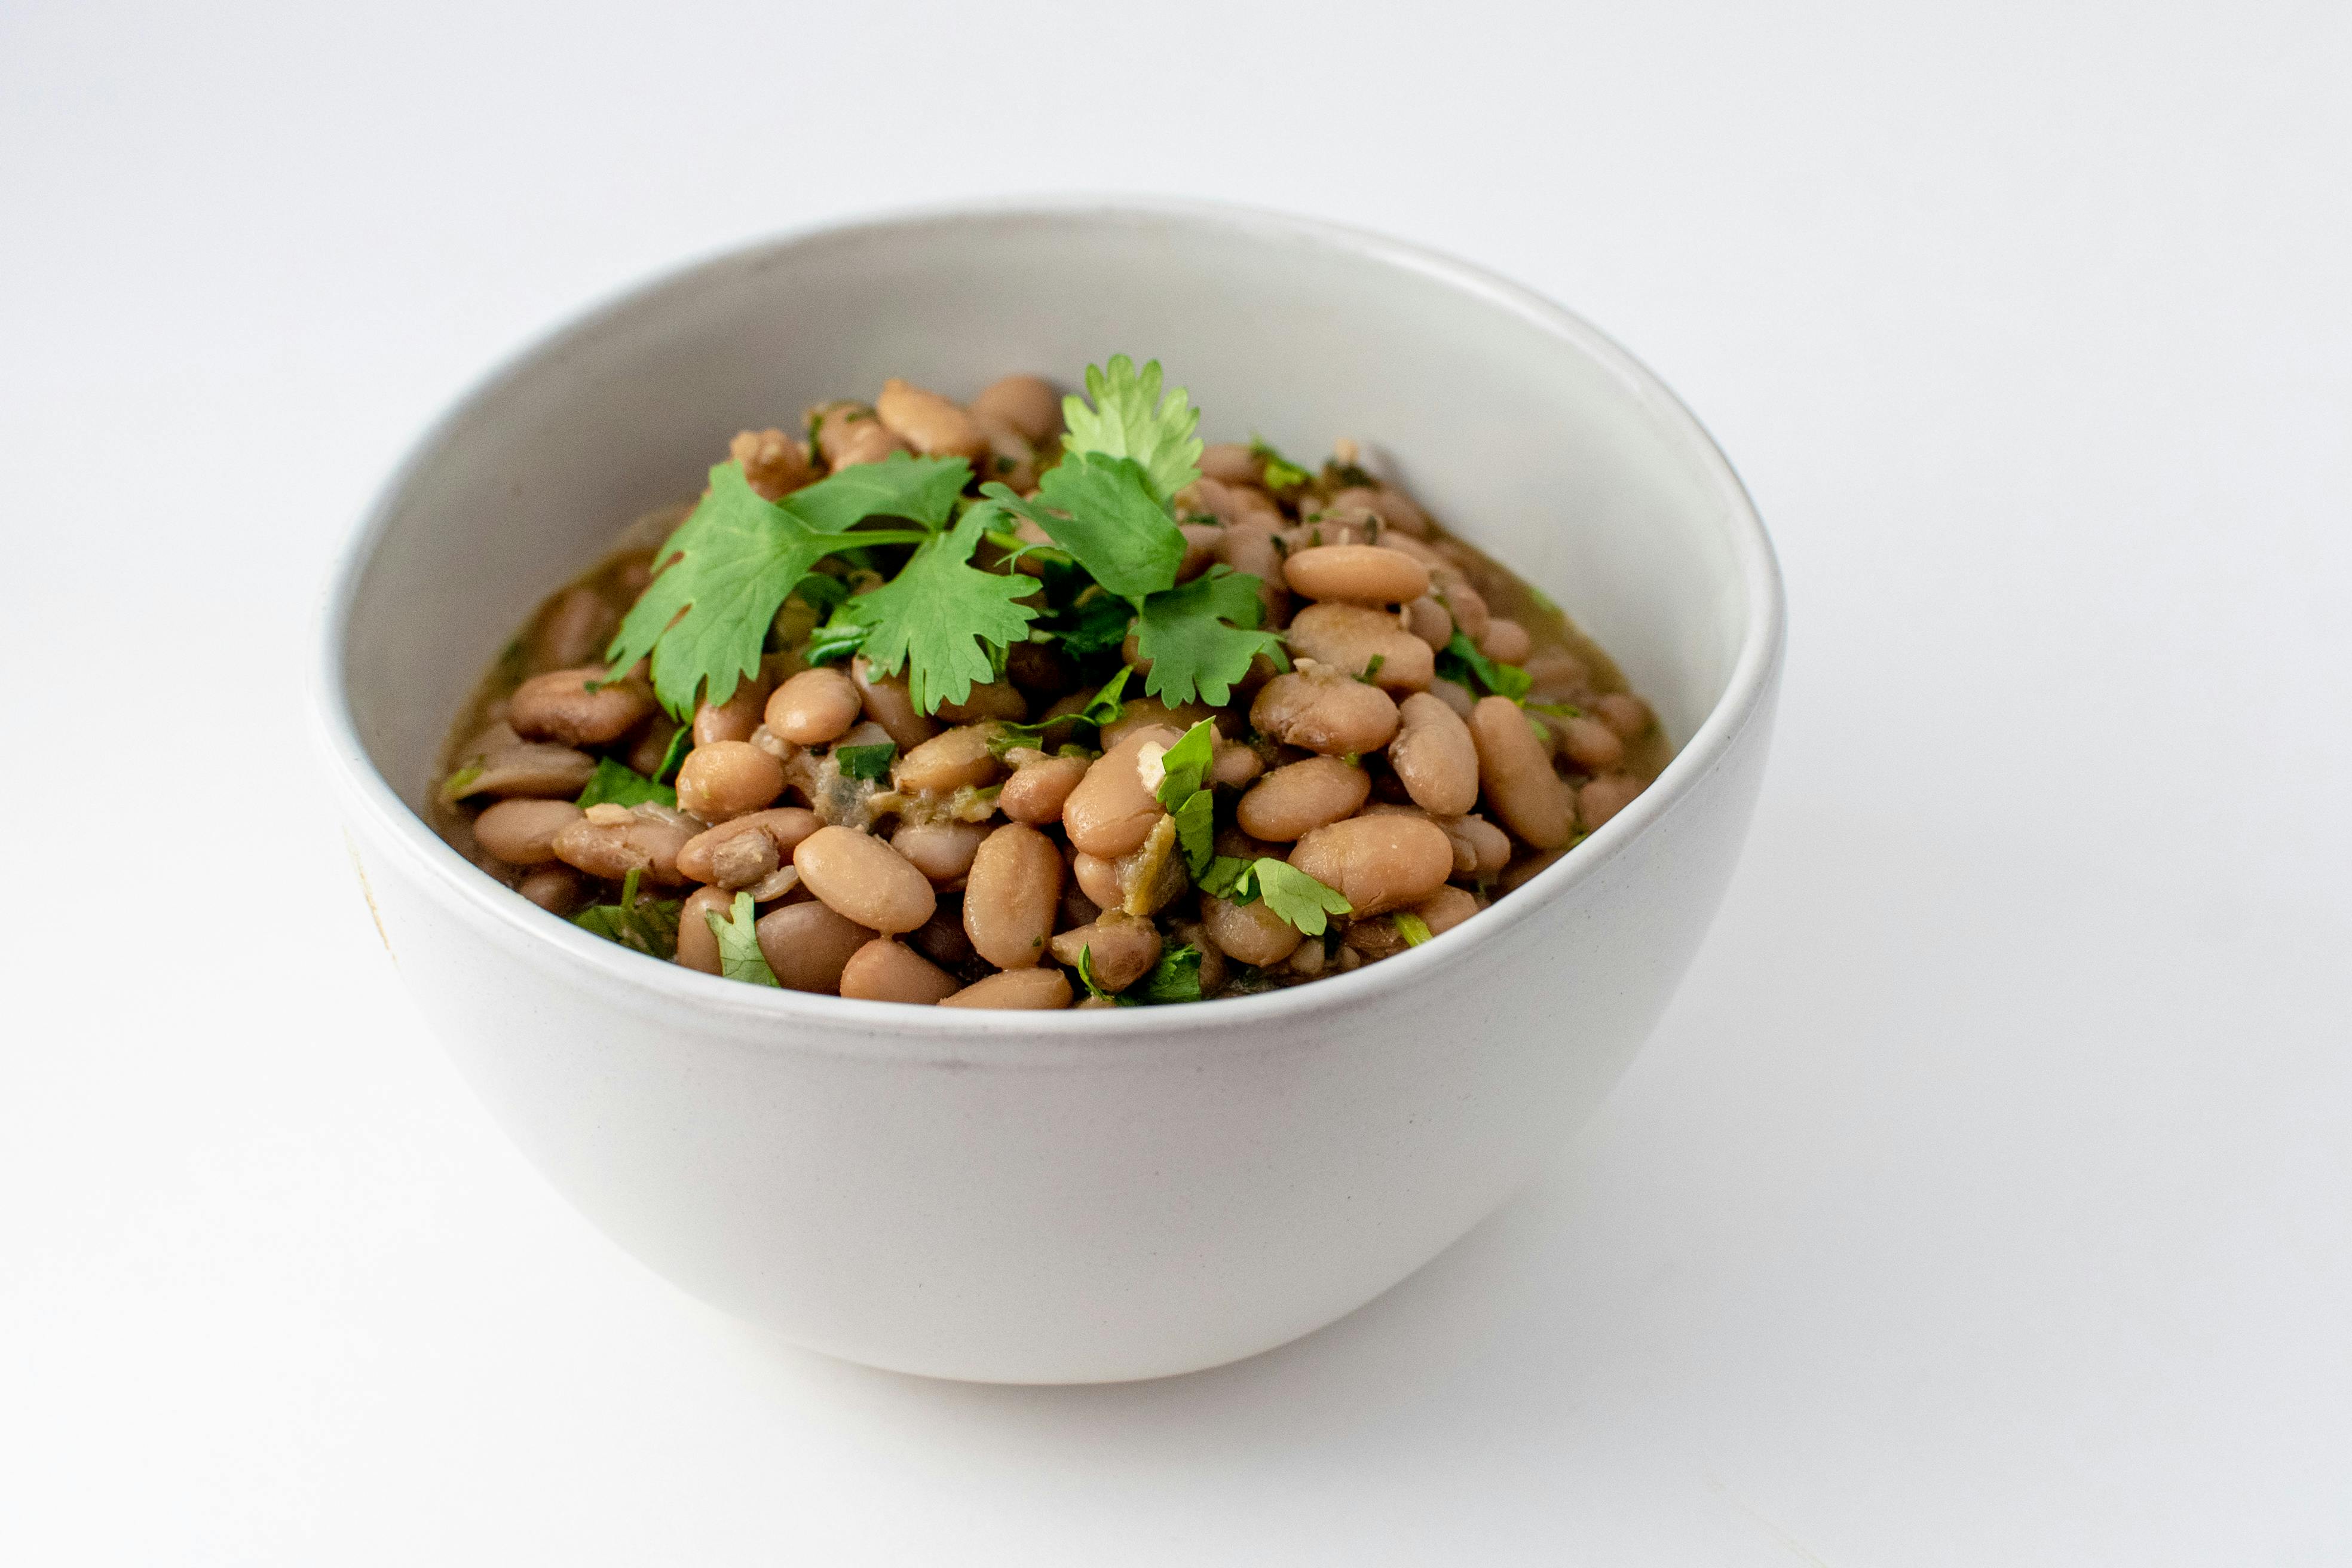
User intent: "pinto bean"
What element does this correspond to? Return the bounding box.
[676,807,823,884]
[1402,595,1453,650]
[532,587,616,671]
[693,672,772,746]
[1217,522,1291,623]
[1388,693,1480,816]
[1000,754,1087,824]
[1414,884,1483,936]
[1442,812,1513,877]
[1285,603,1435,691]
[792,825,936,934]
[1101,700,1215,752]
[1477,617,1532,666]
[812,403,906,467]
[1071,851,1122,911]
[932,679,1028,725]
[1327,485,1431,537]
[675,740,786,821]
[893,724,1002,795]
[1062,724,1180,856]
[766,668,863,745]
[508,666,653,747]
[1183,475,1282,529]
[875,378,987,461]
[1432,574,1490,641]
[1197,442,1263,484]
[941,968,1075,1009]
[674,886,732,975]
[1427,676,1476,721]
[909,904,978,969]
[1594,691,1653,740]
[551,808,693,886]
[973,415,1039,492]
[1523,648,1592,699]
[516,865,583,914]
[705,827,780,890]
[1469,696,1574,849]
[728,427,817,499]
[473,798,583,866]
[1577,772,1647,830]
[1555,715,1627,773]
[967,373,1060,444]
[963,823,1064,969]
[1177,523,1223,583]
[1250,671,1399,756]
[891,820,988,884]
[1282,544,1429,606]
[1049,911,1163,991]
[838,938,960,1004]
[1209,740,1264,789]
[1202,895,1302,967]
[1236,757,1370,841]
[1499,847,1567,893]
[1287,814,1454,915]
[849,657,939,750]
[754,901,872,993]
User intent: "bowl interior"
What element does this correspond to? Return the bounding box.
[337,204,1761,811]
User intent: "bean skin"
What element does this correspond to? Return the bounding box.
[940,969,1075,1009]
[1433,575,1490,641]
[1594,691,1653,740]
[755,901,872,993]
[812,403,907,467]
[1555,715,1627,773]
[1287,814,1454,915]
[1202,894,1302,967]
[1523,648,1592,699]
[891,820,988,884]
[1217,522,1291,624]
[1577,773,1647,830]
[473,798,583,866]
[1468,696,1574,849]
[1000,755,1087,824]
[765,668,863,745]
[838,938,960,1004]
[893,724,1002,795]
[1285,603,1435,691]
[508,666,653,747]
[963,823,1063,969]
[875,378,987,461]
[1250,672,1399,756]
[1048,912,1162,991]
[1209,740,1264,789]
[967,373,1060,445]
[1388,692,1480,816]
[1100,700,1212,753]
[675,740,786,821]
[676,807,823,884]
[850,657,939,750]
[674,886,732,975]
[792,825,936,934]
[1282,544,1430,606]
[550,810,693,886]
[1236,757,1370,841]
[1426,677,1476,721]
[1062,724,1180,856]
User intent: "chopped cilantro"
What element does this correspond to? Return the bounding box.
[989,668,1132,755]
[1196,856,1352,936]
[1079,666,1134,728]
[652,725,694,784]
[440,764,484,803]
[571,868,682,959]
[1059,355,1202,507]
[1249,436,1313,490]
[1153,720,1217,807]
[1358,653,1385,685]
[602,458,953,717]
[1170,788,1215,877]
[706,891,780,986]
[1392,911,1434,947]
[835,504,1039,712]
[1133,566,1288,707]
[1527,700,1585,719]
[575,757,676,810]
[1198,855,1252,900]
[1040,586,1135,656]
[1074,945,1114,1002]
[1128,944,1203,1004]
[802,602,868,666]
[1435,630,1533,702]
[984,455,1186,603]
[834,742,896,781]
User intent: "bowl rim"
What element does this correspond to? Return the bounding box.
[312,195,1784,1046]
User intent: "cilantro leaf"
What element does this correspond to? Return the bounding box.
[1170,788,1215,877]
[984,455,1185,602]
[1080,666,1134,728]
[706,891,780,986]
[603,461,945,718]
[834,742,896,781]
[651,725,694,784]
[1133,566,1288,707]
[1251,860,1352,936]
[988,667,1132,756]
[1435,629,1533,702]
[1153,719,1217,808]
[1250,436,1313,490]
[1040,587,1136,657]
[1128,944,1203,1004]
[571,869,682,959]
[1075,945,1114,1002]
[575,757,676,810]
[1198,855,1252,899]
[803,601,868,666]
[1061,355,1202,507]
[842,505,1039,712]
[1392,911,1434,947]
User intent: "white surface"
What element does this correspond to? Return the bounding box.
[1,0,2345,1560]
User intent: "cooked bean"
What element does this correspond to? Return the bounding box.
[693,672,771,746]
[932,679,1028,725]
[1287,814,1454,915]
[508,666,653,747]
[533,587,615,670]
[1217,522,1291,623]
[755,901,872,993]
[1003,640,1072,696]
[1402,595,1453,650]
[1328,485,1431,537]
[973,415,1039,492]
[1426,676,1476,721]
[1285,939,1327,976]
[1000,754,1087,824]
[1177,523,1223,583]
[909,904,978,969]
[1202,894,1303,967]
[461,741,598,800]
[1185,475,1282,529]
[1524,648,1592,700]
[1250,671,1399,756]
[1498,847,1566,894]
[1578,773,1647,830]
[473,798,583,866]
[1442,812,1513,876]
[552,808,693,886]
[792,825,936,933]
[1555,715,1627,773]
[893,724,1002,795]
[812,403,906,467]
[1100,699,1215,752]
[1062,724,1180,856]
[623,721,680,777]
[850,657,939,750]
[1388,693,1480,816]
[1165,915,1227,994]
[838,938,960,1004]
[1236,757,1370,841]
[1478,617,1532,666]
[1469,696,1573,849]
[963,823,1062,968]
[967,373,1060,444]
[676,807,823,884]
[728,427,817,499]
[875,378,987,461]
[674,886,731,975]
[892,820,987,884]
[516,865,583,914]
[1197,442,1263,484]
[1286,603,1435,691]
[1071,851,1122,911]
[675,740,786,821]
[1209,740,1264,789]
[765,668,863,745]
[1415,884,1482,936]
[706,826,780,890]
[1433,575,1490,641]
[1048,911,1162,991]
[941,968,1075,1010]
[1594,691,1652,740]
[1282,544,1429,606]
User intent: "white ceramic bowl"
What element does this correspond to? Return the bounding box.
[315,200,1783,1384]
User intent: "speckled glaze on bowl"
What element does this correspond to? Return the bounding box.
[314,200,1783,1383]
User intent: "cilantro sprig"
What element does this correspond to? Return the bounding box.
[1435,630,1533,702]
[575,757,676,810]
[1151,719,1218,876]
[1198,856,1352,936]
[706,892,780,986]
[1060,354,1202,506]
[835,504,1040,712]
[571,869,682,958]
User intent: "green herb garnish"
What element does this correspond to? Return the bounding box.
[1392,911,1434,947]
[1059,354,1203,507]
[440,764,484,803]
[575,757,677,810]
[1153,719,1220,877]
[706,891,780,986]
[1196,856,1352,936]
[571,868,683,958]
[831,504,1039,712]
[1249,436,1313,490]
[1132,567,1288,708]
[834,742,896,781]
[1435,630,1532,702]
[651,725,695,784]
[1075,945,1114,1002]
[1128,944,1203,1003]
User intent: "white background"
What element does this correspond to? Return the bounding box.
[4,2,2347,1561]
